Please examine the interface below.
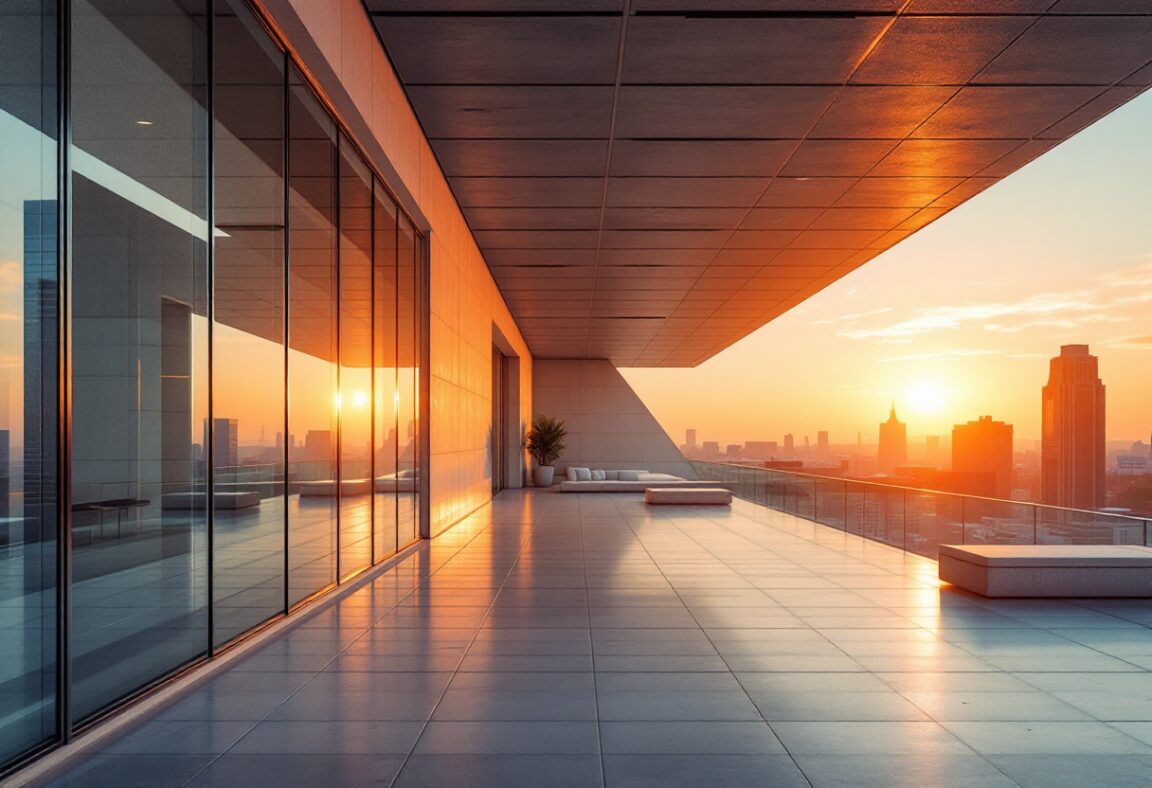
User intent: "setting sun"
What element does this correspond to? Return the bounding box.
[905,380,948,416]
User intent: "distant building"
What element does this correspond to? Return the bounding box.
[685,428,697,450]
[1041,344,1105,509]
[1116,455,1150,475]
[304,430,333,462]
[725,444,743,459]
[701,441,720,459]
[924,435,942,467]
[213,418,239,469]
[894,465,997,498]
[783,433,794,456]
[952,416,1013,499]
[0,430,8,519]
[877,403,907,474]
[744,440,778,458]
[816,431,829,457]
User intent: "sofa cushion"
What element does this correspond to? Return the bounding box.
[618,470,640,481]
[603,470,620,480]
[591,469,606,481]
[574,467,592,481]
[566,467,580,482]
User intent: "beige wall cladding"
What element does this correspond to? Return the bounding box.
[533,360,695,480]
[261,0,532,535]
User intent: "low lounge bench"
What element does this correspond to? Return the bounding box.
[939,544,1152,598]
[162,491,260,510]
[645,487,732,506]
[298,479,372,497]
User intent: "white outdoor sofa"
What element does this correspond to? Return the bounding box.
[558,467,720,493]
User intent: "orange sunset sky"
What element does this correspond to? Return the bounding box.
[623,90,1152,449]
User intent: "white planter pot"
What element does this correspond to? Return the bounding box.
[533,466,555,487]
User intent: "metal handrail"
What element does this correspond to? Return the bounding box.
[690,459,1151,553]
[691,459,1150,527]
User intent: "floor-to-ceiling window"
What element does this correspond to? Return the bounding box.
[1,0,426,772]
[397,215,418,546]
[0,0,59,766]
[286,65,339,606]
[373,186,398,562]
[337,138,373,579]
[70,0,210,721]
[211,0,287,645]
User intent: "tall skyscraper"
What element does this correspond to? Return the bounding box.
[783,433,794,456]
[877,403,907,474]
[1041,344,1105,509]
[213,418,239,469]
[952,416,1014,499]
[816,430,829,458]
[685,428,697,450]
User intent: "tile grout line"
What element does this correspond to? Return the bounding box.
[611,497,817,787]
[385,501,538,788]
[174,509,507,787]
[578,497,609,788]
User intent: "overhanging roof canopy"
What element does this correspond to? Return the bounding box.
[367,0,1152,366]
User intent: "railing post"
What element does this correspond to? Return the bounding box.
[842,479,847,531]
[902,489,907,551]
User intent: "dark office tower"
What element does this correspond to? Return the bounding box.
[953,416,1014,499]
[1042,345,1105,509]
[817,431,829,458]
[877,403,907,474]
[213,419,239,469]
[784,433,794,456]
[686,429,697,450]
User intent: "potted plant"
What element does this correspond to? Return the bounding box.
[526,415,567,487]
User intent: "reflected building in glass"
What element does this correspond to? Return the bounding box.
[0,0,428,769]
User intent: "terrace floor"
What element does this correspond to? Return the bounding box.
[30,490,1152,787]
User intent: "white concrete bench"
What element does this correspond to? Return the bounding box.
[298,479,372,497]
[645,487,732,506]
[939,544,1152,598]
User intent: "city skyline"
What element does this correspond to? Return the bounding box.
[622,90,1152,447]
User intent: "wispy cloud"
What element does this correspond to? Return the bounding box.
[813,306,894,326]
[1099,259,1152,288]
[839,276,1148,343]
[880,348,1001,363]
[840,291,1100,339]
[1102,334,1152,351]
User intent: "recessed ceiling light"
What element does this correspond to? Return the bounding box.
[135,120,153,126]
[794,177,810,181]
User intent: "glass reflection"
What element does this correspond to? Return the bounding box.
[0,0,58,762]
[211,0,287,643]
[287,66,338,605]
[338,139,373,578]
[70,0,210,719]
[397,215,418,545]
[372,185,398,562]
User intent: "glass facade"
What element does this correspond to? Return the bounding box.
[0,0,426,771]
[0,0,58,764]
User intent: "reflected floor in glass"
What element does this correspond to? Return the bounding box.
[29,491,1152,787]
